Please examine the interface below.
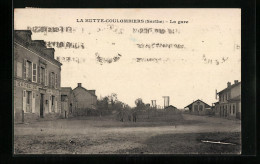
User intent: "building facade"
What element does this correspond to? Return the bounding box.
[14,30,62,123]
[72,83,97,110]
[214,80,241,119]
[61,87,77,118]
[185,99,211,115]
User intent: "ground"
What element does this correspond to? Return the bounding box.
[14,114,241,154]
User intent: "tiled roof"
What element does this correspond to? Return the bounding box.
[218,82,241,94]
[185,99,211,108]
[73,86,97,97]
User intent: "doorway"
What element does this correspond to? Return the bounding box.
[40,94,44,118]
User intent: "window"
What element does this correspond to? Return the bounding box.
[32,63,37,82]
[50,72,55,88]
[52,96,55,106]
[25,60,32,81]
[194,105,198,111]
[40,67,45,85]
[199,105,203,111]
[61,95,67,101]
[55,73,58,88]
[26,91,31,104]
[233,105,235,114]
[45,69,48,86]
[16,62,22,78]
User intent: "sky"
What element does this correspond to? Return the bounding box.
[14,9,241,108]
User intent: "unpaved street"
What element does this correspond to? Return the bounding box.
[14,114,241,154]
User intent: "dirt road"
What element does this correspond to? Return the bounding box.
[14,114,241,154]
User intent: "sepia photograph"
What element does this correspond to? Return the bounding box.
[13,9,241,154]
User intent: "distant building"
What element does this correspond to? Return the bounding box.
[185,99,211,115]
[61,87,77,118]
[164,105,177,111]
[14,30,62,123]
[72,83,97,110]
[214,80,241,119]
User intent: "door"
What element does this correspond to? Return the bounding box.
[32,91,35,113]
[40,94,44,118]
[55,97,58,113]
[49,95,52,113]
[26,91,32,112]
[22,90,26,112]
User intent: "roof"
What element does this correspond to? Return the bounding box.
[14,30,62,67]
[165,105,177,109]
[73,86,97,97]
[185,99,211,108]
[218,81,241,94]
[61,87,73,91]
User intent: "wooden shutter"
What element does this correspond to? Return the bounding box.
[23,59,27,80]
[22,90,26,112]
[45,69,48,86]
[37,65,40,84]
[55,73,57,89]
[32,62,37,82]
[32,91,35,113]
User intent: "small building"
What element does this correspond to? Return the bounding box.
[164,105,177,111]
[185,99,211,115]
[72,83,97,110]
[61,87,77,118]
[14,30,62,123]
[214,80,241,119]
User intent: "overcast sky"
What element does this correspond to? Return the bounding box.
[14,9,241,108]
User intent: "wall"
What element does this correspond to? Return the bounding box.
[231,84,241,98]
[14,36,61,123]
[191,101,206,115]
[73,87,97,109]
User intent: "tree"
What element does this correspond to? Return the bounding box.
[135,98,145,110]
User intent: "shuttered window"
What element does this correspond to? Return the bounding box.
[16,62,22,78]
[45,69,48,86]
[25,60,32,81]
[55,73,58,88]
[32,62,37,82]
[40,67,45,85]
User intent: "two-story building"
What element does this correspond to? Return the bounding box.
[214,80,241,119]
[14,30,62,123]
[72,83,97,110]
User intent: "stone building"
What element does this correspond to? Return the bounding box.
[213,80,241,119]
[72,83,97,110]
[60,87,77,118]
[14,30,62,123]
[184,99,211,115]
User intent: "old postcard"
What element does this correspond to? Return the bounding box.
[13,9,241,154]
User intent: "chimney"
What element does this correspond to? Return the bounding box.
[227,82,231,87]
[44,48,55,58]
[78,83,82,87]
[14,30,32,42]
[234,80,238,84]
